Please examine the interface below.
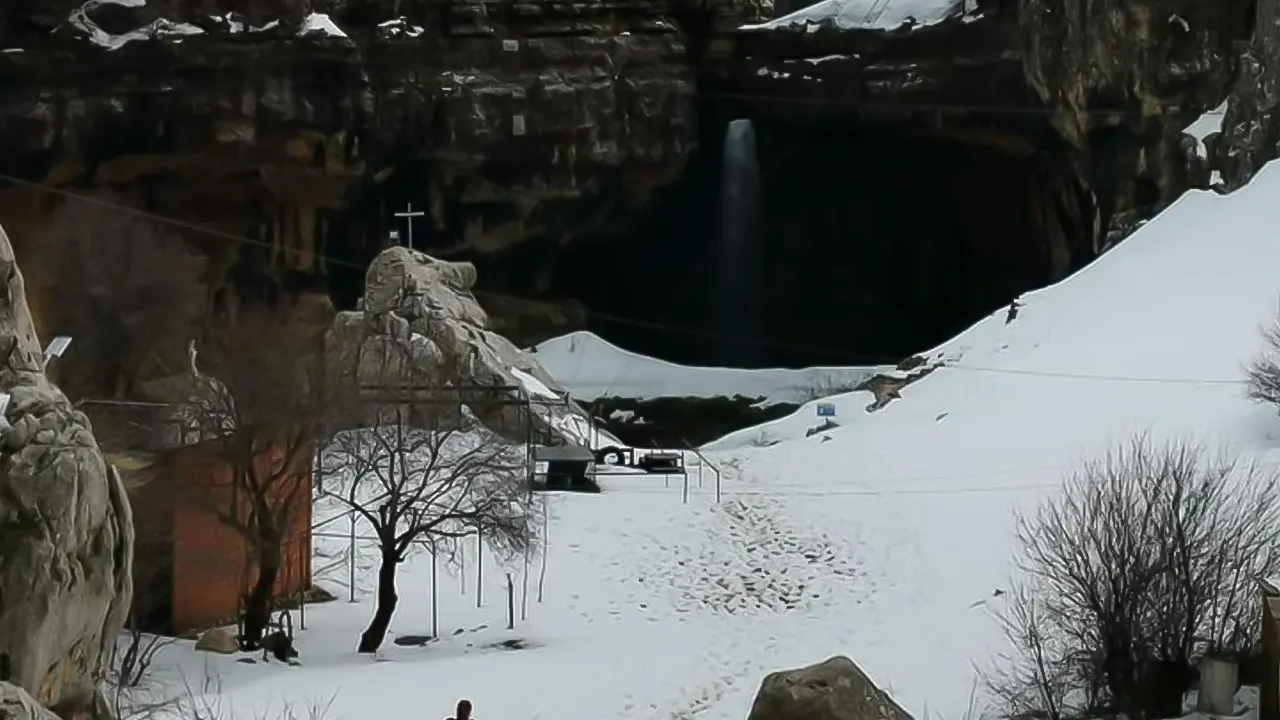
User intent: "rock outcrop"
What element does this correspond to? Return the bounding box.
[0,224,134,718]
[326,246,599,445]
[0,683,62,720]
[747,656,915,720]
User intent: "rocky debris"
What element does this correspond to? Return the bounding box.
[0,683,62,720]
[747,656,915,720]
[0,223,134,718]
[325,246,598,445]
[193,627,240,655]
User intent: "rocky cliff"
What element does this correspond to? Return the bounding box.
[0,0,714,346]
[0,221,134,720]
[0,0,1276,371]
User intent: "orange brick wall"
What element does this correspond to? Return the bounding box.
[167,437,313,634]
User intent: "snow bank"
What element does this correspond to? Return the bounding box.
[533,331,888,404]
[743,0,965,32]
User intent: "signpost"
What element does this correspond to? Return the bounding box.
[816,402,836,418]
[394,203,425,250]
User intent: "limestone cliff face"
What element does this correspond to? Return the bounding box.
[0,0,717,339]
[2,0,1279,369]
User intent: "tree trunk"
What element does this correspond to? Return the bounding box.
[242,540,282,648]
[358,550,400,653]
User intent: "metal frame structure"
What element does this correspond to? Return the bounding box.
[311,380,578,634]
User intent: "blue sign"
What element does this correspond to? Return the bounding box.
[816,403,836,417]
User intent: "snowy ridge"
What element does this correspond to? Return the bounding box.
[533,331,888,404]
[743,0,967,32]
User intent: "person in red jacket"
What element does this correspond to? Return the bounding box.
[447,699,473,720]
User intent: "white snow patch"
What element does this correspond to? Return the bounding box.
[743,0,962,32]
[298,12,347,38]
[533,331,887,404]
[70,0,205,51]
[1184,101,1228,159]
[510,367,561,401]
[378,17,425,36]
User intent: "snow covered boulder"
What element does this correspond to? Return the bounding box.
[325,246,598,446]
[746,656,915,720]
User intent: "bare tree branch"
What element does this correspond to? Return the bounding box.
[318,401,540,653]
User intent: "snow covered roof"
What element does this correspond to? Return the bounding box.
[743,0,966,32]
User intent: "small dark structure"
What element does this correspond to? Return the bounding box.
[594,445,686,475]
[533,445,599,492]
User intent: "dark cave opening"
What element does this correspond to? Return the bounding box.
[319,102,1095,371]
[538,112,1094,369]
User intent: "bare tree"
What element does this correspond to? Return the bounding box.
[986,435,1280,720]
[1248,302,1280,409]
[43,196,206,400]
[182,308,337,648]
[318,404,539,653]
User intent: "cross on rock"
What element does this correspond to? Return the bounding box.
[394,203,426,250]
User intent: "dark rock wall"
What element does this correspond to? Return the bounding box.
[0,0,1275,373]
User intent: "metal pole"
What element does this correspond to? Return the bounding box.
[537,499,549,603]
[716,467,722,504]
[476,529,483,608]
[682,472,689,504]
[431,545,439,639]
[699,456,704,488]
[348,514,357,603]
[521,547,530,621]
[460,545,466,596]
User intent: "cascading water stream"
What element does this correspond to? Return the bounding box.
[715,118,763,366]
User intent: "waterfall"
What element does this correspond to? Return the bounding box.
[715,118,763,366]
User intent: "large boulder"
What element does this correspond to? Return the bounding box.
[0,682,63,720]
[325,246,600,446]
[0,224,134,718]
[746,656,915,720]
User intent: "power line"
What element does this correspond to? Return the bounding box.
[631,448,1280,500]
[0,174,1252,387]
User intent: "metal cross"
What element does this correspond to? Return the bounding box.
[394,202,426,250]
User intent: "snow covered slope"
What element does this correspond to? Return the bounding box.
[533,331,887,404]
[743,0,967,32]
[141,165,1280,720]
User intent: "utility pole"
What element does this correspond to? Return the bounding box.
[394,203,426,250]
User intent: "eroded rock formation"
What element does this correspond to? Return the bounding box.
[0,223,134,719]
[325,246,598,445]
[0,683,62,720]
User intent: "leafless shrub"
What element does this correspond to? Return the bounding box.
[175,674,337,720]
[984,434,1280,720]
[43,195,205,400]
[99,532,178,720]
[1248,304,1280,408]
[318,404,541,653]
